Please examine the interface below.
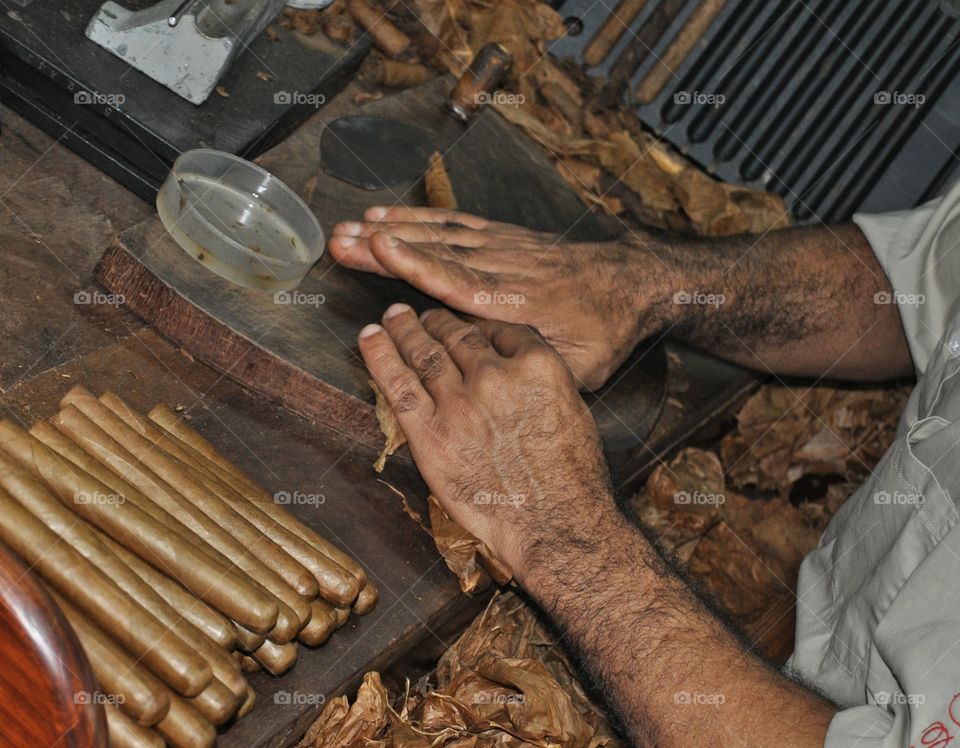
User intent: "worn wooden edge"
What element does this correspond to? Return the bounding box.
[94,240,385,451]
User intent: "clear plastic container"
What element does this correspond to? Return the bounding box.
[156,149,324,292]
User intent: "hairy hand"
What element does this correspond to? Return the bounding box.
[358,302,613,578]
[333,207,674,390]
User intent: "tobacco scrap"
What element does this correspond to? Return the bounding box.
[299,592,622,747]
[424,151,458,210]
[371,379,407,473]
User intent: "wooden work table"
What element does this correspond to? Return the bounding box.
[0,84,753,745]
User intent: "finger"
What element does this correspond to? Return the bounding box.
[368,233,525,322]
[334,220,491,249]
[364,205,490,230]
[328,235,395,277]
[476,319,546,357]
[380,303,462,392]
[419,308,500,371]
[358,324,434,434]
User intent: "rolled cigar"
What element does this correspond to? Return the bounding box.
[298,599,337,646]
[360,55,433,88]
[50,590,170,727]
[238,685,257,719]
[0,484,211,697]
[0,430,246,703]
[155,691,216,748]
[333,606,351,628]
[105,704,164,748]
[97,534,249,703]
[112,540,249,653]
[233,652,262,673]
[636,0,727,104]
[352,582,379,616]
[187,676,240,726]
[0,447,215,698]
[101,392,356,607]
[425,151,457,210]
[52,406,302,642]
[584,0,648,66]
[234,623,268,653]
[60,392,312,624]
[252,639,298,676]
[346,0,410,58]
[0,419,279,635]
[148,405,368,586]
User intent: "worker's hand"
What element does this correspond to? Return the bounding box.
[358,303,613,579]
[332,207,674,391]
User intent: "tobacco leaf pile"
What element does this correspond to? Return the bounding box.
[300,381,910,747]
[278,0,790,236]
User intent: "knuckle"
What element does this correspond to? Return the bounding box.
[452,329,489,352]
[386,372,421,413]
[411,344,447,382]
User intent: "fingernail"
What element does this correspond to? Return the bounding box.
[340,222,363,236]
[358,323,382,339]
[367,207,388,221]
[337,236,356,248]
[383,302,412,319]
[419,308,437,321]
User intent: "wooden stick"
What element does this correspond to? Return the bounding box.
[104,704,164,748]
[50,590,170,727]
[0,482,212,698]
[0,419,280,636]
[30,420,240,650]
[102,392,357,607]
[148,405,368,585]
[51,404,303,642]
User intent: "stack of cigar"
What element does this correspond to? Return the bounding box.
[0,386,375,748]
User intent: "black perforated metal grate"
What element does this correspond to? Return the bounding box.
[551,0,960,223]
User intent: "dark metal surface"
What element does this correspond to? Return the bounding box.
[552,0,960,222]
[321,116,438,189]
[0,1,369,200]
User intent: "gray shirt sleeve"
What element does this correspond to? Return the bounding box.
[795,179,960,747]
[854,180,960,376]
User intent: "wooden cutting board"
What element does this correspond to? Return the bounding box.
[95,78,667,467]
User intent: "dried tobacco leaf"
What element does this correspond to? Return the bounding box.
[371,379,407,473]
[298,673,390,747]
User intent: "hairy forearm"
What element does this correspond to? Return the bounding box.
[634,224,912,380]
[517,499,834,747]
